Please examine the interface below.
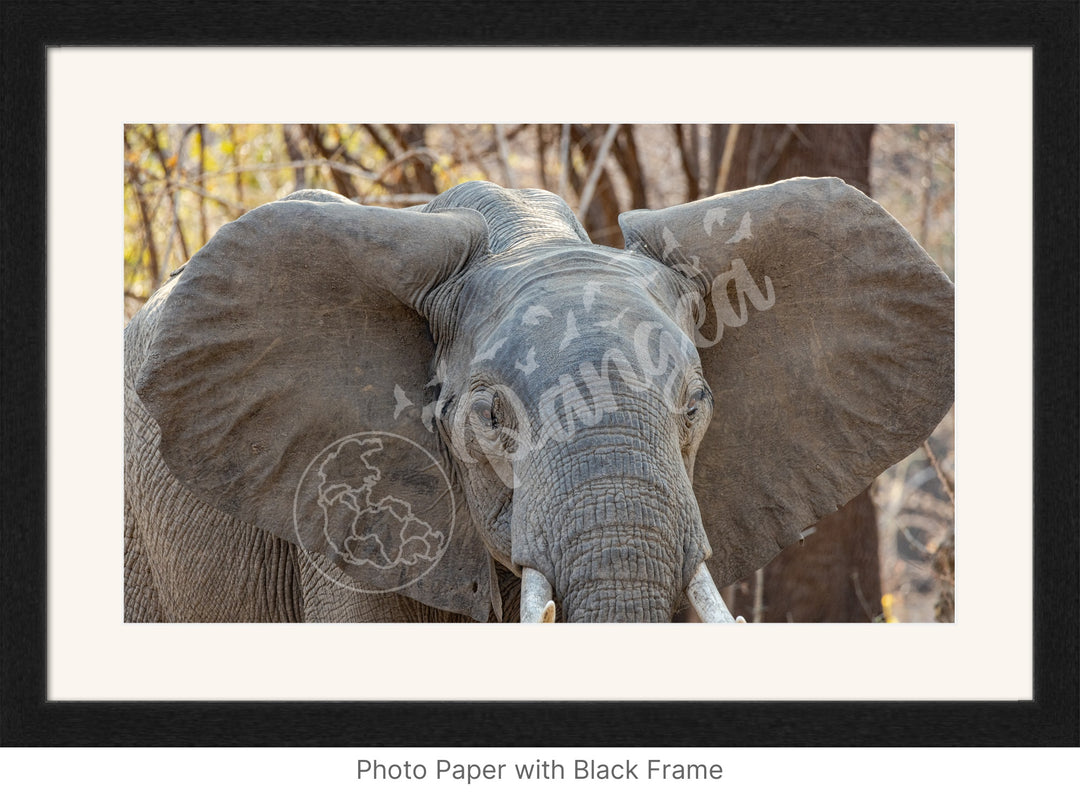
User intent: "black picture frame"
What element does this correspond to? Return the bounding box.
[2,0,1077,747]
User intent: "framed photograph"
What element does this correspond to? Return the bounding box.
[2,1,1076,795]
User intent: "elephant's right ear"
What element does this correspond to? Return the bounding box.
[620,177,954,587]
[134,190,492,618]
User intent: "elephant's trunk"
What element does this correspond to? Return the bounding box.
[561,575,678,623]
[512,421,711,623]
[519,561,743,623]
[546,481,685,623]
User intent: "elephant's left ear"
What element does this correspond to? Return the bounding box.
[620,177,954,586]
[135,190,494,619]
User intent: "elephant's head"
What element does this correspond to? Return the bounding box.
[135,179,954,623]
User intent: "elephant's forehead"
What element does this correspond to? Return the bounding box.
[464,246,680,324]
[490,244,663,287]
[461,247,698,389]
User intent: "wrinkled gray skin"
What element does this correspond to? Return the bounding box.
[429,243,711,622]
[125,179,954,623]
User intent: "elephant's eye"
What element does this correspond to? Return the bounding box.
[472,393,501,431]
[684,381,712,422]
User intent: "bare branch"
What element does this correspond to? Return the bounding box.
[755,124,798,185]
[715,123,741,194]
[673,124,701,201]
[850,571,876,622]
[686,123,701,196]
[898,524,935,556]
[788,123,811,148]
[673,123,721,200]
[170,181,249,214]
[282,124,309,191]
[362,148,443,201]
[228,124,245,207]
[556,123,571,199]
[752,567,765,623]
[746,125,763,189]
[301,125,359,197]
[706,124,724,196]
[922,438,955,504]
[147,158,381,184]
[611,125,647,209]
[536,124,550,190]
[917,126,936,246]
[384,124,413,154]
[145,123,190,273]
[385,124,438,194]
[196,124,208,244]
[447,125,488,180]
[493,124,517,188]
[362,123,400,160]
[577,123,620,220]
[501,123,529,141]
[123,129,160,285]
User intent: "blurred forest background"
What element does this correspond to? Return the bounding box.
[123,123,955,623]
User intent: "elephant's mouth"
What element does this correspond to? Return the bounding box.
[519,564,743,623]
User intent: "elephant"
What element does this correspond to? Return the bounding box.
[124,177,954,623]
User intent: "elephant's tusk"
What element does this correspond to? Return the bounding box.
[540,600,556,623]
[521,567,556,623]
[686,563,740,623]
